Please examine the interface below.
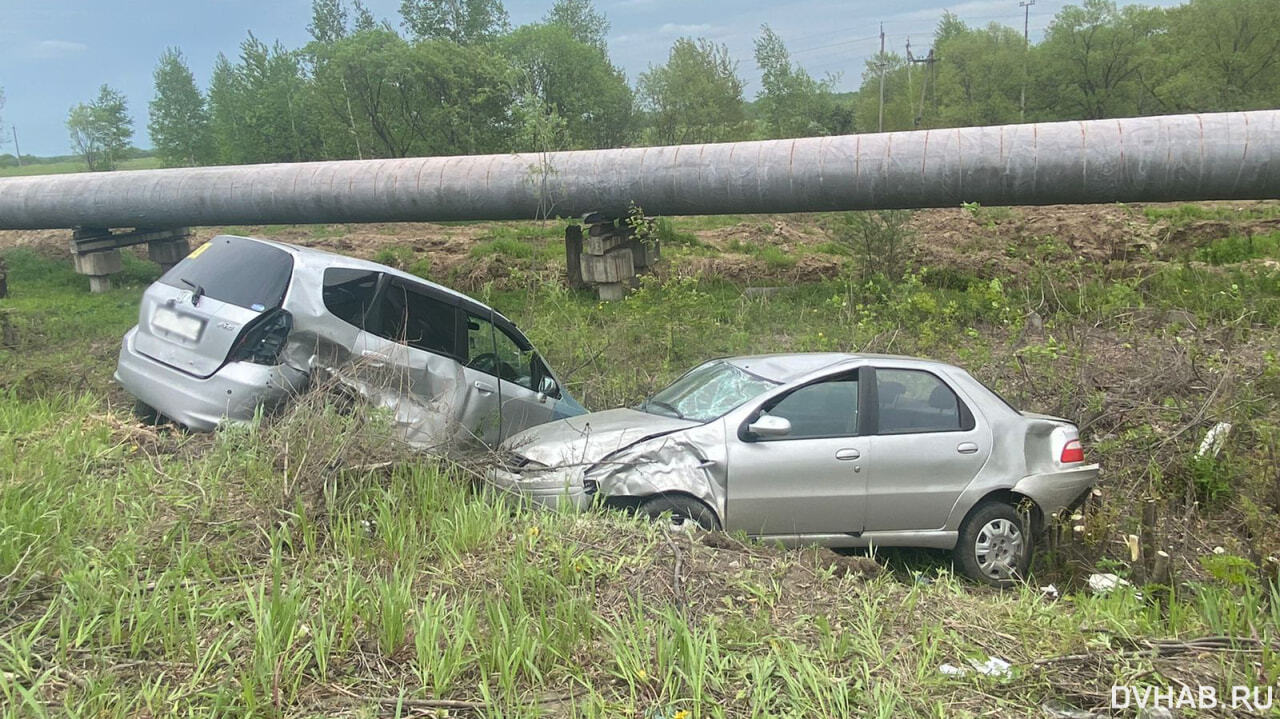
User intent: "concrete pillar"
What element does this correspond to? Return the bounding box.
[72,249,123,294]
[148,237,192,274]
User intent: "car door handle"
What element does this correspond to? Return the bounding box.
[835,448,860,461]
[957,442,979,454]
[360,350,388,368]
[473,380,495,394]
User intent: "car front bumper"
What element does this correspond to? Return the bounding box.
[484,465,593,512]
[1012,464,1101,518]
[114,326,308,431]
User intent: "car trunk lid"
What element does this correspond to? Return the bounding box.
[133,236,294,379]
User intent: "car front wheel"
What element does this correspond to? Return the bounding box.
[638,495,721,533]
[955,502,1029,586]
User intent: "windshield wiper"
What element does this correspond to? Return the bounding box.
[645,399,685,419]
[180,277,205,306]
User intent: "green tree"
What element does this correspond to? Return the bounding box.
[753,25,848,137]
[1034,0,1163,119]
[399,0,509,44]
[930,15,1026,126]
[308,0,349,44]
[66,84,133,171]
[544,0,609,52]
[1153,0,1280,112]
[309,29,514,158]
[852,52,914,132]
[639,37,746,145]
[207,33,321,164]
[503,23,633,149]
[148,48,214,166]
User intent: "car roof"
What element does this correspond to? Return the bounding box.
[218,234,514,324]
[725,352,962,383]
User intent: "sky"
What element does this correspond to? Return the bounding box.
[0,0,1188,157]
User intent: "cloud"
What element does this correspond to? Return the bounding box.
[19,40,88,60]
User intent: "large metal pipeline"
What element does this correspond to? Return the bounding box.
[1,111,1278,230]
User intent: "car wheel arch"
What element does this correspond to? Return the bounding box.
[606,491,723,529]
[961,489,1044,536]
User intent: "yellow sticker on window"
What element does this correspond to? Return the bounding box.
[187,241,212,259]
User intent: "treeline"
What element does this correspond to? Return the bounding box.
[128,0,1280,168]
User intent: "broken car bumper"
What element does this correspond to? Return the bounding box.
[114,326,307,431]
[1012,464,1100,518]
[484,465,593,512]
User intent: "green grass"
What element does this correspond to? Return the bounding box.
[0,156,162,178]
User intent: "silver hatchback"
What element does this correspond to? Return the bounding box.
[488,353,1098,585]
[115,234,585,445]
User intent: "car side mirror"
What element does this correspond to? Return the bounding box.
[538,374,559,400]
[747,414,791,439]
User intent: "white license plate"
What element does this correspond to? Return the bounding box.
[152,307,204,341]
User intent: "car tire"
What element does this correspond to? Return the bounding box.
[955,501,1030,587]
[639,495,721,533]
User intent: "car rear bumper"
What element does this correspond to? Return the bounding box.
[1013,464,1100,518]
[114,326,307,431]
[484,465,592,512]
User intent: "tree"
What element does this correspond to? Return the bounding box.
[207,33,321,164]
[929,15,1026,126]
[753,25,848,137]
[503,23,633,149]
[639,38,746,145]
[148,48,214,166]
[544,0,609,52]
[67,84,133,171]
[1152,0,1280,112]
[308,0,349,44]
[399,0,509,44]
[1035,0,1163,119]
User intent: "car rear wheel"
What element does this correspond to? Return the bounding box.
[639,495,721,533]
[955,502,1029,586]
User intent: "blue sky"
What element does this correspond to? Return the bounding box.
[0,0,1185,156]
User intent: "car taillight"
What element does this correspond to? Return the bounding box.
[1060,439,1084,464]
[228,309,292,365]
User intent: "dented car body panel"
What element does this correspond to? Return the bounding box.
[488,353,1099,552]
[115,234,584,442]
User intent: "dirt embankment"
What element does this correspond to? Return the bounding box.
[3,201,1279,288]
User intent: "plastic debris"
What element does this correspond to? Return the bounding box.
[1197,421,1231,457]
[939,656,1013,678]
[1039,584,1060,599]
[1042,701,1098,718]
[1087,573,1131,594]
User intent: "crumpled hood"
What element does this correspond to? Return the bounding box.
[504,407,699,468]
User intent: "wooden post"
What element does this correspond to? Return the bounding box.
[565,224,585,289]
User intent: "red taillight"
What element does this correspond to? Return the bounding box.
[1060,439,1084,464]
[228,309,292,365]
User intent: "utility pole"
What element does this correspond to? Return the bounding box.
[877,22,886,133]
[1020,0,1035,122]
[11,126,21,167]
[906,40,936,128]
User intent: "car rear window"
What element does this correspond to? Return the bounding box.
[158,236,294,311]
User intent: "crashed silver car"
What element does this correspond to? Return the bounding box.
[488,353,1099,584]
[115,234,585,444]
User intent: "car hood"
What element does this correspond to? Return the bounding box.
[504,407,700,468]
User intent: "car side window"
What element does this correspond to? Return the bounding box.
[322,268,380,328]
[876,368,969,434]
[374,280,458,356]
[761,376,859,439]
[466,314,536,391]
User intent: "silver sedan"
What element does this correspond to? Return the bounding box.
[487,353,1099,585]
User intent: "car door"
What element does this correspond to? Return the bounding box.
[864,367,992,531]
[461,312,555,444]
[724,370,868,536]
[348,276,469,443]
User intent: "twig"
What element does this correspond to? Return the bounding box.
[660,531,685,603]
